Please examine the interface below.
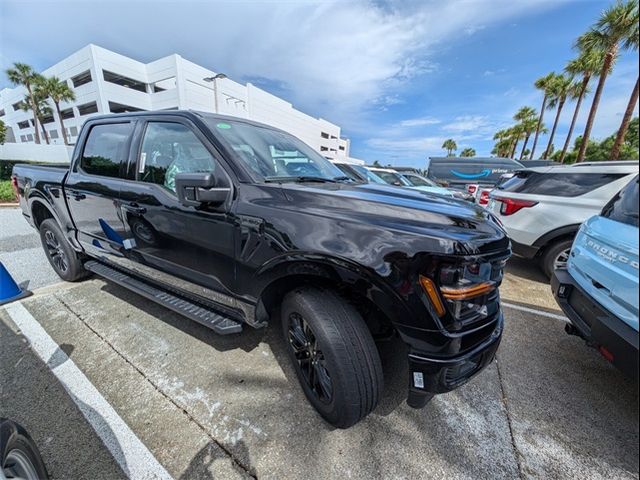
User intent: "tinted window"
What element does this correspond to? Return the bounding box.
[139,122,217,193]
[403,173,438,187]
[602,176,639,228]
[80,123,133,178]
[352,165,386,184]
[499,171,626,197]
[333,163,362,181]
[376,171,410,186]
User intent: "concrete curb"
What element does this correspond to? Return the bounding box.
[0,203,19,208]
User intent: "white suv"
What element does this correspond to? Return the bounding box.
[488,163,639,278]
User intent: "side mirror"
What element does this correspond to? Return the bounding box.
[174,172,230,208]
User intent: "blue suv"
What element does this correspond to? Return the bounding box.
[552,175,639,380]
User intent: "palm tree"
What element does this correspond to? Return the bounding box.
[530,72,557,159]
[509,125,525,159]
[560,48,604,163]
[460,147,476,157]
[21,93,51,144]
[6,63,44,144]
[576,0,639,163]
[543,74,575,159]
[611,28,639,159]
[492,129,512,157]
[442,139,457,156]
[513,106,538,160]
[39,76,76,145]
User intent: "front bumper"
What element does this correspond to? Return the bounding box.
[511,240,539,259]
[552,268,639,381]
[404,312,503,407]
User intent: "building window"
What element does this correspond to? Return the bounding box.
[26,134,33,141]
[71,70,92,87]
[103,70,147,92]
[49,129,59,139]
[0,109,5,117]
[60,108,74,120]
[69,126,79,137]
[320,132,329,139]
[331,135,337,140]
[108,101,145,113]
[12,102,23,111]
[18,121,30,129]
[20,135,27,142]
[41,113,55,124]
[77,101,98,116]
[320,146,328,151]
[339,146,345,151]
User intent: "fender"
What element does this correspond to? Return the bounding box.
[253,252,413,327]
[28,193,82,252]
[533,224,581,249]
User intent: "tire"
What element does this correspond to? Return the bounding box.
[39,219,87,282]
[1,419,49,480]
[281,287,383,428]
[540,239,574,279]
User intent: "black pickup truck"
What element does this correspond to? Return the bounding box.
[13,111,511,428]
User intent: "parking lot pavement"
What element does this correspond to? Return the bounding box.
[1,205,638,479]
[0,208,60,290]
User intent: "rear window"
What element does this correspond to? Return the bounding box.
[80,122,133,178]
[498,171,626,197]
[601,176,639,228]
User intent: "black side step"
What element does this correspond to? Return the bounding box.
[85,260,242,335]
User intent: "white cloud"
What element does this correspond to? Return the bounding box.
[442,115,496,134]
[399,116,441,127]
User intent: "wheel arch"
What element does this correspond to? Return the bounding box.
[532,223,581,255]
[254,255,407,336]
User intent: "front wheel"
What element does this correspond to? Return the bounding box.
[281,287,383,428]
[39,219,87,282]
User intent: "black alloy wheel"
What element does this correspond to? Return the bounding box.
[287,312,333,403]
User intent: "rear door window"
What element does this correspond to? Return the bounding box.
[80,122,134,178]
[498,171,626,197]
[601,176,639,227]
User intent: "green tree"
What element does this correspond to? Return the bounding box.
[6,63,44,144]
[513,106,538,160]
[372,160,382,167]
[460,147,476,157]
[530,72,557,159]
[0,119,6,145]
[39,76,76,145]
[442,139,457,156]
[21,91,51,144]
[576,0,639,162]
[560,47,605,162]
[543,74,576,159]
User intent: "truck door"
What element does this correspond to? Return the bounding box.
[116,117,237,298]
[65,120,135,260]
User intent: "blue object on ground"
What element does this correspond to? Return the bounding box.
[0,261,32,305]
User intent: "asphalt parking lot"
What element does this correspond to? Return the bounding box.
[1,206,638,479]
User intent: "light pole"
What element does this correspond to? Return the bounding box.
[203,73,227,113]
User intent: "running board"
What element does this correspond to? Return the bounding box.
[84,260,242,335]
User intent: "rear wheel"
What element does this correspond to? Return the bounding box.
[281,287,383,428]
[541,239,574,279]
[39,219,87,282]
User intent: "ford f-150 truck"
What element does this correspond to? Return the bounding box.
[12,111,511,428]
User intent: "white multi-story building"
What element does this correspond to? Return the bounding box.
[0,44,350,158]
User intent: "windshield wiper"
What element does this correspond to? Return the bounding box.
[333,175,354,182]
[264,176,338,183]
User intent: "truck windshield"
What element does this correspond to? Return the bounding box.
[350,165,386,184]
[208,119,345,182]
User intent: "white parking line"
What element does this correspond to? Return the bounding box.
[502,301,569,322]
[4,301,173,480]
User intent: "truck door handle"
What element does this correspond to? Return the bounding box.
[123,203,147,215]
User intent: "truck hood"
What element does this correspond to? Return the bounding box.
[277,182,509,256]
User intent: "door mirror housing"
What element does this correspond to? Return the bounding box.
[174,172,230,207]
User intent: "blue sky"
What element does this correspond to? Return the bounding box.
[1,0,638,168]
